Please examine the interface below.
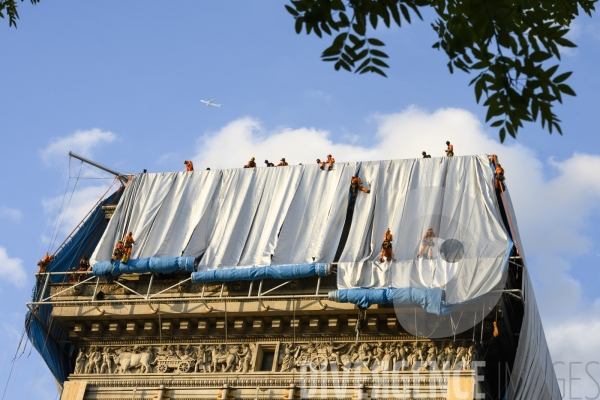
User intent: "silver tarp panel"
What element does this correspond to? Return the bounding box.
[90,163,356,268]
[502,190,561,400]
[336,156,511,305]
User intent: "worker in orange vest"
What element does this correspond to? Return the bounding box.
[121,232,136,264]
[317,158,325,170]
[417,228,436,259]
[489,154,499,167]
[351,175,370,194]
[379,229,393,262]
[37,252,54,274]
[494,164,505,191]
[183,160,194,171]
[277,158,288,166]
[326,154,335,170]
[445,141,454,157]
[112,240,125,262]
[244,157,256,168]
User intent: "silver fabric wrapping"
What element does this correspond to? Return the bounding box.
[503,190,561,400]
[336,156,511,305]
[90,163,356,268]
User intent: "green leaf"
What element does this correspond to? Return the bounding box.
[553,71,572,84]
[490,119,504,127]
[340,61,352,72]
[555,37,576,48]
[558,84,576,96]
[546,64,559,77]
[370,49,389,58]
[372,57,390,68]
[355,57,371,72]
[331,0,345,11]
[353,22,366,36]
[285,5,299,17]
[295,17,304,34]
[499,127,506,143]
[367,38,385,46]
[369,11,378,29]
[400,4,411,24]
[474,78,486,103]
[338,12,349,27]
[530,51,552,63]
[390,4,400,26]
[370,66,388,77]
[355,49,369,61]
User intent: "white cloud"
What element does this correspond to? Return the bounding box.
[0,247,27,287]
[39,128,116,165]
[546,299,600,400]
[194,109,600,398]
[0,206,22,221]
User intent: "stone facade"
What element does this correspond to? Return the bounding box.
[52,275,487,399]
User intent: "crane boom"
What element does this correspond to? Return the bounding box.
[68,151,129,184]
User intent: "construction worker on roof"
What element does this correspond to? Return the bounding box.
[489,154,499,167]
[445,141,454,157]
[351,175,370,194]
[417,228,436,259]
[380,229,393,262]
[73,256,90,282]
[37,252,54,274]
[244,157,256,168]
[317,158,325,170]
[326,154,335,170]
[277,158,288,166]
[494,163,505,191]
[183,160,194,172]
[265,160,275,167]
[121,232,136,264]
[422,151,431,158]
[112,240,124,262]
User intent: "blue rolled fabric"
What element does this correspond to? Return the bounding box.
[92,256,195,277]
[328,287,449,315]
[191,263,331,283]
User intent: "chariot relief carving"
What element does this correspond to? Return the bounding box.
[73,340,478,375]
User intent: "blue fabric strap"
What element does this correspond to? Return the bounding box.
[328,287,449,315]
[92,256,195,277]
[191,263,330,283]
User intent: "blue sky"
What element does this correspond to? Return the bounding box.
[1,2,599,399]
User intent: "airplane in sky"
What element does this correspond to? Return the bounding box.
[200,99,221,108]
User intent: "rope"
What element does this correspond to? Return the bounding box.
[2,158,70,399]
[52,177,118,258]
[64,178,119,268]
[26,317,54,400]
[49,160,84,252]
[42,161,68,257]
[5,317,53,400]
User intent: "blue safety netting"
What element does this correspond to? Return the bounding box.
[191,263,331,283]
[25,189,122,385]
[328,287,450,315]
[92,256,195,277]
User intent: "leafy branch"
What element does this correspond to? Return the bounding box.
[287,0,597,141]
[0,0,39,28]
